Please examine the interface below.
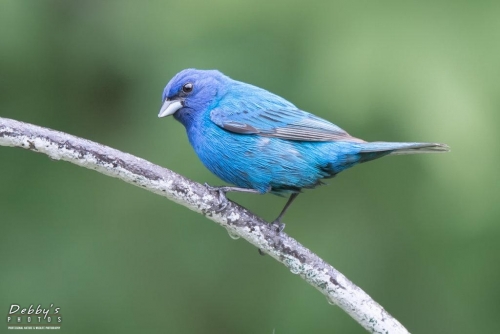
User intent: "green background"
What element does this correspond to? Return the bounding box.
[1,1,499,333]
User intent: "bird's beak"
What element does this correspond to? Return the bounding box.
[158,99,183,118]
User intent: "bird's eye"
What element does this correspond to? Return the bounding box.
[182,83,193,93]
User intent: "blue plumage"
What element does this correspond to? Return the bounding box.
[159,69,449,229]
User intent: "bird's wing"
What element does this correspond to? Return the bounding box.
[210,105,364,142]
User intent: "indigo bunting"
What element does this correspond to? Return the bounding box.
[159,69,449,231]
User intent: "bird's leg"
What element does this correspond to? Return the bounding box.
[271,193,299,233]
[204,183,262,211]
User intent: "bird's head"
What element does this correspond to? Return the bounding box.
[158,69,228,126]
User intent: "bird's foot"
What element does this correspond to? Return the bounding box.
[204,183,230,212]
[270,219,286,233]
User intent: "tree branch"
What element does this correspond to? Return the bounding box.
[0,117,409,334]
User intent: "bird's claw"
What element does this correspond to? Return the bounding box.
[203,183,218,192]
[270,220,286,233]
[204,183,229,212]
[216,197,229,212]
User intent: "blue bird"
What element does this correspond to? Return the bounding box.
[159,69,449,231]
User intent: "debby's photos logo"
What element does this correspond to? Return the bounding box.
[6,304,62,330]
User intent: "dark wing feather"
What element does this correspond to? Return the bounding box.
[210,107,364,143]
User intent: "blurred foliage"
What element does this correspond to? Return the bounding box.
[1,0,499,333]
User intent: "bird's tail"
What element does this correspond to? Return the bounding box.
[360,142,450,157]
[326,141,449,174]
